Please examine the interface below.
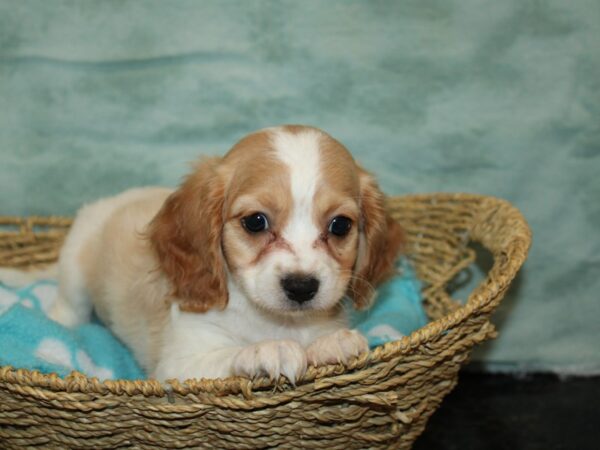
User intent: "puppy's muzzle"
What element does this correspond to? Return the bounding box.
[280,274,320,304]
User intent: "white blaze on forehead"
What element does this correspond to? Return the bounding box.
[271,128,322,251]
[271,129,322,202]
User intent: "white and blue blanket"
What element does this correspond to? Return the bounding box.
[0,279,144,380]
[0,261,427,380]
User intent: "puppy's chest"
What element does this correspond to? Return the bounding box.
[216,307,322,346]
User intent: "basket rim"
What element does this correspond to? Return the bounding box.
[0,192,532,398]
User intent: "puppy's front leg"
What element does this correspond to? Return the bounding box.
[306,329,369,367]
[154,340,307,383]
[153,313,308,382]
[154,345,242,381]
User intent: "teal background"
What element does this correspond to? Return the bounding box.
[1,0,599,373]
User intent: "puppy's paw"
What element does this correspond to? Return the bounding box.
[306,329,369,367]
[232,340,307,383]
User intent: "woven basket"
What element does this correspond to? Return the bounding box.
[0,193,530,449]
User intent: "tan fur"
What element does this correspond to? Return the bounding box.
[148,130,295,311]
[76,188,173,370]
[315,130,403,309]
[221,133,293,272]
[315,135,361,267]
[349,168,404,309]
[148,158,228,313]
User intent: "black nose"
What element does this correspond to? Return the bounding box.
[280,274,320,303]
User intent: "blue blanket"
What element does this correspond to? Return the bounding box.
[350,260,428,347]
[0,280,144,380]
[0,263,426,380]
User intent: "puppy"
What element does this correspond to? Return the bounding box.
[50,125,403,382]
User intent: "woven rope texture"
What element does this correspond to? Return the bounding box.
[0,193,531,449]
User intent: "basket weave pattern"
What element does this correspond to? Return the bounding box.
[0,194,531,449]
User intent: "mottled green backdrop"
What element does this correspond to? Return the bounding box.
[1,0,599,373]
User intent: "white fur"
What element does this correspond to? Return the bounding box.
[306,329,368,366]
[273,127,321,260]
[50,188,170,327]
[153,279,346,380]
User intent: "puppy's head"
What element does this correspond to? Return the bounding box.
[149,125,403,314]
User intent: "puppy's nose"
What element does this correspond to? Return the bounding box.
[281,274,320,303]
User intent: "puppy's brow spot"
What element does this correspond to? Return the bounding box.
[277,241,294,253]
[249,236,294,266]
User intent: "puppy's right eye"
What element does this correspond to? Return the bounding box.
[241,213,269,233]
[328,215,352,237]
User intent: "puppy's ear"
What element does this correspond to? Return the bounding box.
[348,168,404,310]
[149,157,228,313]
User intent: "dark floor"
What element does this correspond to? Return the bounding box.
[413,372,600,450]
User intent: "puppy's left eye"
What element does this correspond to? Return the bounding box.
[241,212,269,233]
[328,216,352,237]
